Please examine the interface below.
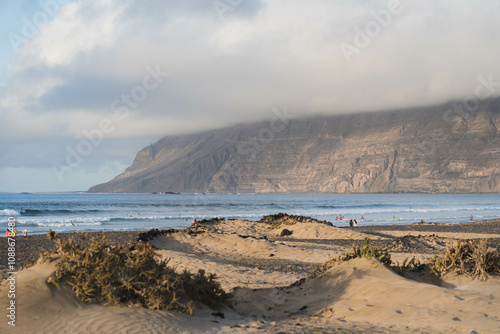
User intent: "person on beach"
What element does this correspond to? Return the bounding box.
[6,228,17,237]
[349,219,353,227]
[470,215,473,220]
[361,216,364,220]
[23,229,28,236]
[353,219,358,227]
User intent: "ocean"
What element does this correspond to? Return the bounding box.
[1,193,499,235]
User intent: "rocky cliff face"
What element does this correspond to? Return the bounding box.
[89,98,500,193]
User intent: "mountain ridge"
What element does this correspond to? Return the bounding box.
[89,98,500,193]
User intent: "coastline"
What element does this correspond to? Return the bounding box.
[2,218,499,278]
[1,216,499,333]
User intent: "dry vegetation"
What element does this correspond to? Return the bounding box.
[42,230,229,314]
[314,237,500,281]
[260,213,332,229]
[427,239,500,280]
[313,237,397,277]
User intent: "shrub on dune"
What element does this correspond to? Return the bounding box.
[427,239,500,280]
[313,237,393,276]
[43,230,229,314]
[314,237,500,281]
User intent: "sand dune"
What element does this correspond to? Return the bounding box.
[1,217,499,333]
[198,218,374,240]
[0,262,236,334]
[234,258,500,333]
[152,231,337,290]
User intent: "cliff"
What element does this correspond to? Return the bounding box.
[89,98,500,193]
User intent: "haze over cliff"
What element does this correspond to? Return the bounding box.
[89,98,500,193]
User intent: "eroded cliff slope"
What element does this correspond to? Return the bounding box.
[89,98,500,193]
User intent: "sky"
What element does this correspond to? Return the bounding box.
[1,0,499,193]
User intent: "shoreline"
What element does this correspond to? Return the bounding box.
[2,217,500,280]
[9,216,500,237]
[5,193,500,237]
[1,215,499,333]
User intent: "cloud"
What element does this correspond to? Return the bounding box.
[40,75,130,110]
[5,0,500,132]
[1,0,500,191]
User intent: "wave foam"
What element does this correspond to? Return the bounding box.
[0,209,20,216]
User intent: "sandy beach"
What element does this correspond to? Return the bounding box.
[1,215,500,333]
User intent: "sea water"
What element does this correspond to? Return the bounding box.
[0,193,499,235]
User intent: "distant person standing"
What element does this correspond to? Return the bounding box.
[470,215,473,220]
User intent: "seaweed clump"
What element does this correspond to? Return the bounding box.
[427,239,500,280]
[44,230,229,314]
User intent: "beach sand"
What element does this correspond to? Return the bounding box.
[1,217,499,333]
